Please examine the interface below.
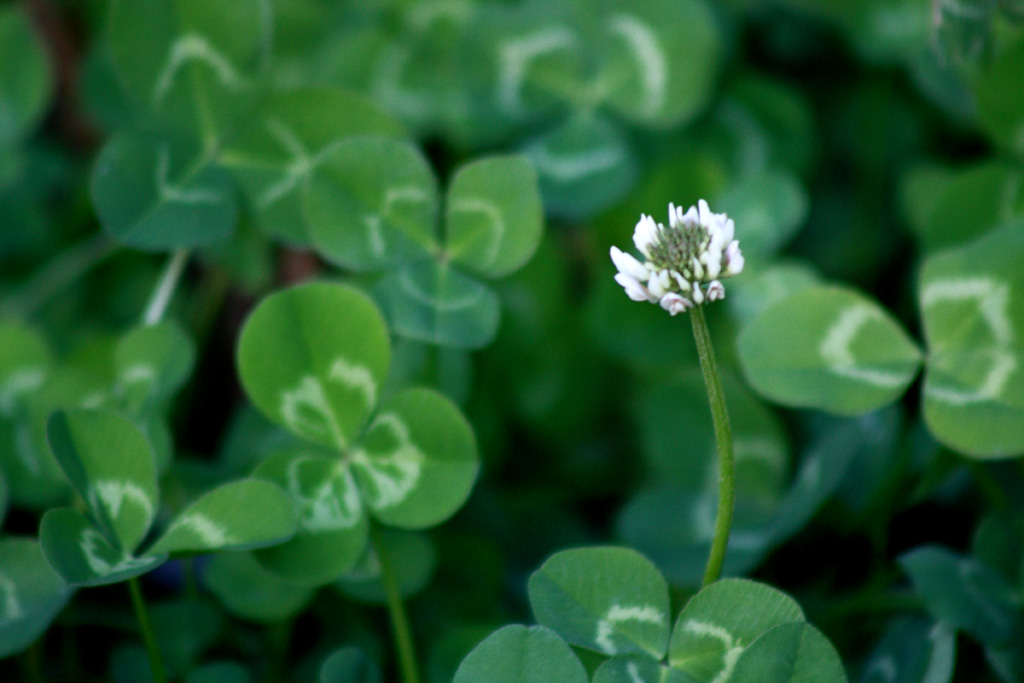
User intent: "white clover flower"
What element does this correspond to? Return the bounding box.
[610,200,743,314]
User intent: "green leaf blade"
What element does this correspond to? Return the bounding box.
[251,452,368,586]
[0,319,50,413]
[237,282,390,449]
[305,137,438,271]
[445,155,543,278]
[114,320,196,414]
[900,546,1020,646]
[352,387,478,529]
[594,655,689,683]
[204,552,314,623]
[46,409,158,553]
[91,131,237,251]
[147,479,297,556]
[453,625,589,683]
[376,261,501,349]
[522,112,637,220]
[319,647,383,683]
[39,507,165,587]
[596,0,721,128]
[976,40,1024,156]
[335,529,436,603]
[528,546,671,658]
[668,579,805,681]
[107,0,266,136]
[0,537,72,658]
[919,221,1024,457]
[221,87,406,246]
[0,6,53,147]
[730,622,847,683]
[737,286,922,416]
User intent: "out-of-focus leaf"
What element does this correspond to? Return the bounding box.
[452,625,588,683]
[375,262,501,350]
[919,221,1024,457]
[91,131,237,251]
[221,88,405,245]
[204,551,314,622]
[975,39,1024,155]
[522,112,637,219]
[0,6,52,147]
[900,546,1021,646]
[0,538,72,658]
[738,286,922,416]
[335,529,436,603]
[859,619,955,683]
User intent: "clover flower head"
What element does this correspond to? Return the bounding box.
[610,200,743,315]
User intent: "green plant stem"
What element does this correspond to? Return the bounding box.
[370,525,421,683]
[128,577,166,683]
[142,249,190,325]
[0,233,116,317]
[691,305,735,588]
[22,640,43,683]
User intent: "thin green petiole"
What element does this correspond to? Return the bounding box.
[127,577,166,683]
[370,524,421,683]
[690,305,735,588]
[142,249,190,325]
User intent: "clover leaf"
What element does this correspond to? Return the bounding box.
[39,409,297,586]
[236,282,479,584]
[305,141,542,348]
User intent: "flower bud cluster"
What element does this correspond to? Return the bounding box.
[610,200,744,315]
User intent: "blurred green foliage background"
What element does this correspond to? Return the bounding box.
[2,0,1024,680]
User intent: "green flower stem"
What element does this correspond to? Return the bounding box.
[22,640,43,683]
[370,524,421,683]
[0,233,116,317]
[127,577,166,683]
[142,249,190,325]
[690,305,735,588]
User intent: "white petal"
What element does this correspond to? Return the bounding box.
[697,199,712,226]
[705,255,721,279]
[668,202,680,229]
[707,280,725,301]
[671,270,690,291]
[692,284,705,304]
[647,269,671,298]
[610,246,650,281]
[615,273,651,302]
[633,214,659,257]
[691,256,705,280]
[723,218,735,244]
[725,241,744,276]
[659,293,692,316]
[682,205,699,226]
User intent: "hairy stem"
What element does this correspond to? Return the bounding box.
[691,305,735,588]
[370,525,421,683]
[127,577,165,683]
